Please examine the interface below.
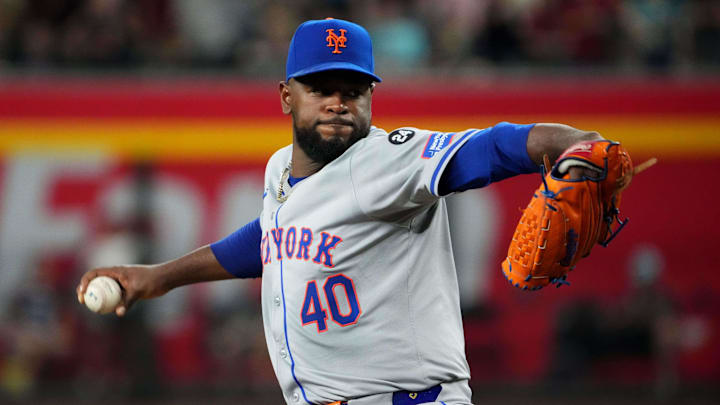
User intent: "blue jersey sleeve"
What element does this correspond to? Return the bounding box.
[210,217,263,278]
[438,122,539,195]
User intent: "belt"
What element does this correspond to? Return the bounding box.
[328,384,443,405]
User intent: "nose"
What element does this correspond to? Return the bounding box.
[325,92,348,114]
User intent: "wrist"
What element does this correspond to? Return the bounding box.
[148,263,174,296]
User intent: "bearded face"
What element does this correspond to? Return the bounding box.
[281,70,375,167]
[292,114,371,165]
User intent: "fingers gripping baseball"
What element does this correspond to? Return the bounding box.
[77,265,162,316]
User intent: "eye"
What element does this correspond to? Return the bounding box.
[310,87,334,97]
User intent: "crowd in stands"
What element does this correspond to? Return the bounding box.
[1,0,718,76]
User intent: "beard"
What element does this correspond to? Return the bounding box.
[294,119,371,166]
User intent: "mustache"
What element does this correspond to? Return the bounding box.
[316,118,354,126]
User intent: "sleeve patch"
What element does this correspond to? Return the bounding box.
[421,132,454,159]
[388,129,415,145]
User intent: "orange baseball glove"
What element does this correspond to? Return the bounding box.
[501,140,655,290]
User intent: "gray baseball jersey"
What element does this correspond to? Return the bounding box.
[259,126,478,404]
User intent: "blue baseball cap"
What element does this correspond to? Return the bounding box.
[286,18,382,83]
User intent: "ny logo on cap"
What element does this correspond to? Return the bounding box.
[325,29,347,54]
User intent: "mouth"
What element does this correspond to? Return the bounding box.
[316,119,354,128]
[315,119,355,138]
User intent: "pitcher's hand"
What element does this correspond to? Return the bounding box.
[77,265,167,316]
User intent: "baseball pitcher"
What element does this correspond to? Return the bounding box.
[77,18,648,405]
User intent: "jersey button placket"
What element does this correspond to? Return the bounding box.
[292,392,300,402]
[272,291,282,342]
[279,346,291,365]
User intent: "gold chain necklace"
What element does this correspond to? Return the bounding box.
[276,160,292,203]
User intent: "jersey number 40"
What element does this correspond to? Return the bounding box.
[301,274,361,333]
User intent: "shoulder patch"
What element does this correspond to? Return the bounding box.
[388,129,415,145]
[421,133,454,159]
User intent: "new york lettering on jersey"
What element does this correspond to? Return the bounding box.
[261,227,343,267]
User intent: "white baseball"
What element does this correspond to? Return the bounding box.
[84,276,123,314]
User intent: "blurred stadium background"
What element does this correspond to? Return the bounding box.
[1,0,719,404]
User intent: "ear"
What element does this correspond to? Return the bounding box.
[370,82,376,95]
[279,81,292,115]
